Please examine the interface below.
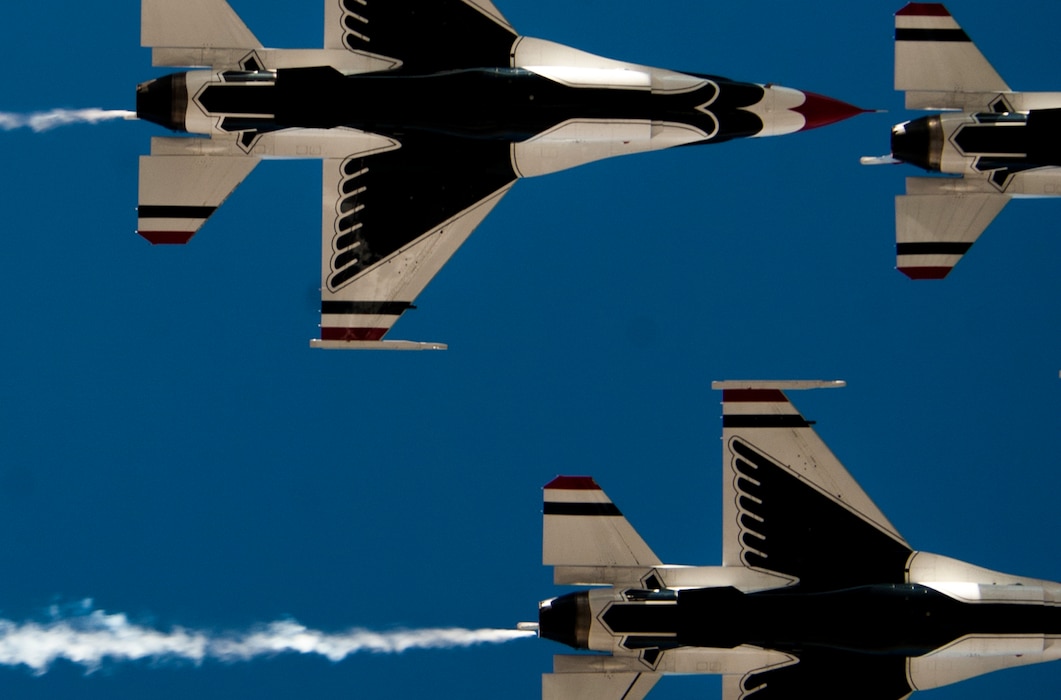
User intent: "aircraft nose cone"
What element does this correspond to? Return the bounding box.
[794,91,868,131]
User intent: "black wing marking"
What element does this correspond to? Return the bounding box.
[741,648,912,700]
[731,438,912,591]
[338,0,517,74]
[327,132,516,291]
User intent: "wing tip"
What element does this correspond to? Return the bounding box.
[898,266,953,280]
[544,476,600,491]
[712,380,846,391]
[137,230,195,245]
[896,3,952,18]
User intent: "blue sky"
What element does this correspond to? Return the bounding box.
[1,1,1060,698]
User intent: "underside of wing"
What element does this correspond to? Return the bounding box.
[325,0,517,73]
[737,649,913,700]
[716,382,912,591]
[895,3,1009,110]
[315,133,517,349]
[896,177,1009,279]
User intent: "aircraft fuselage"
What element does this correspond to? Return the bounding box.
[543,583,1061,655]
[137,59,861,175]
[893,108,1061,182]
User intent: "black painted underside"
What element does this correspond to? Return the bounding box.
[326,133,516,288]
[337,0,518,75]
[730,438,913,591]
[193,67,769,285]
[597,584,1061,699]
[197,67,766,143]
[953,108,1061,168]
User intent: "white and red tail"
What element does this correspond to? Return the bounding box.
[543,476,660,586]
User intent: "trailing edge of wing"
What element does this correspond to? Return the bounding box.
[896,177,1009,279]
[895,3,1009,110]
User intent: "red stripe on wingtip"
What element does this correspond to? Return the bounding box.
[723,389,787,403]
[138,230,194,245]
[896,3,951,16]
[899,266,952,280]
[320,327,388,341]
[544,476,599,490]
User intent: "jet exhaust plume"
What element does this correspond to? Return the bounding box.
[0,109,136,133]
[0,602,534,674]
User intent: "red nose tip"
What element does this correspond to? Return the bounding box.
[794,91,869,131]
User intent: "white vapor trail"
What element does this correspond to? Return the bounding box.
[0,603,534,674]
[0,109,136,133]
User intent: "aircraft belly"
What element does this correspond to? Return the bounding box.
[667,584,1061,656]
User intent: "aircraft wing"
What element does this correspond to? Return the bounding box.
[735,648,913,700]
[896,177,1009,279]
[315,132,517,349]
[895,3,1010,111]
[715,381,912,591]
[324,0,517,73]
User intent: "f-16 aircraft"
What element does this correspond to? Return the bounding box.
[136,0,865,350]
[864,3,1061,279]
[530,381,1061,700]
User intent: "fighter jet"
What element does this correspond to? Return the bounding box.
[531,380,1061,700]
[136,0,865,350]
[865,3,1061,279]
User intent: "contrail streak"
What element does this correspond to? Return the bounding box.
[0,603,535,674]
[0,109,136,133]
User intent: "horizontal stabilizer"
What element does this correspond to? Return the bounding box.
[543,671,659,700]
[142,0,260,50]
[138,154,259,245]
[543,477,661,574]
[895,3,1009,110]
[896,177,1009,279]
